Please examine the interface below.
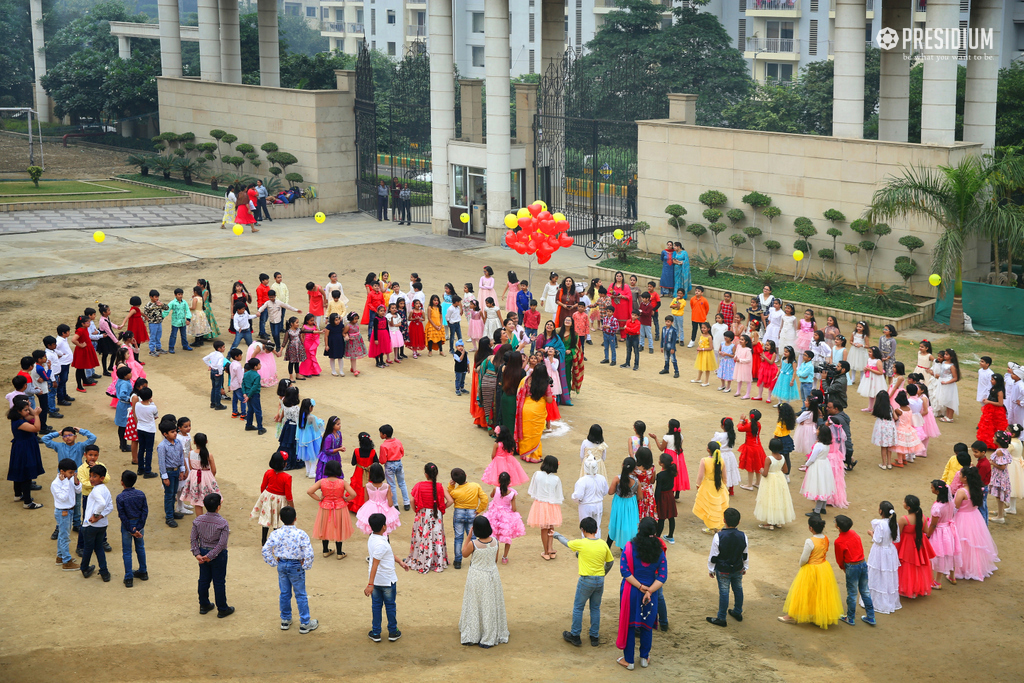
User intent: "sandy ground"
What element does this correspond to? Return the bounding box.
[0,134,135,179]
[0,239,1020,683]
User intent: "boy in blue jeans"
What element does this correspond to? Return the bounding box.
[116,470,149,587]
[706,507,747,627]
[551,516,614,646]
[365,512,410,642]
[659,315,679,378]
[599,306,619,365]
[834,514,875,625]
[167,287,194,354]
[142,290,169,356]
[43,426,97,537]
[243,359,266,434]
[52,458,82,571]
[262,506,318,633]
[453,340,469,396]
[157,421,186,527]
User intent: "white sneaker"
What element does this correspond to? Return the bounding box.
[339,371,345,377]
[331,371,339,376]
[687,341,695,348]
[183,505,194,515]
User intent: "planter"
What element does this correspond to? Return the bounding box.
[588,263,936,333]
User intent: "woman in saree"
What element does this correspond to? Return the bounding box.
[469,338,493,429]
[609,271,632,338]
[555,276,579,330]
[560,318,583,401]
[497,351,526,438]
[478,344,511,434]
[515,363,554,463]
[660,241,677,296]
[673,242,692,297]
[536,321,570,405]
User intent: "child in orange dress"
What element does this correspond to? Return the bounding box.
[307,460,356,559]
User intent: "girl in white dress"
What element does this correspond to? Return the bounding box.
[848,321,871,378]
[481,297,502,340]
[778,303,798,352]
[935,349,961,422]
[579,424,609,478]
[800,425,836,516]
[540,272,559,315]
[858,347,888,411]
[763,299,784,346]
[863,501,901,614]
[712,418,742,493]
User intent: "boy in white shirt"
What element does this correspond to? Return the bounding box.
[80,463,113,581]
[54,325,75,405]
[134,387,160,478]
[52,458,82,571]
[258,290,300,350]
[365,513,410,642]
[231,301,259,351]
[273,272,290,305]
[446,295,463,354]
[203,340,229,411]
[227,348,246,419]
[978,356,994,403]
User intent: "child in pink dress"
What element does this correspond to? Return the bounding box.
[481,426,529,486]
[732,334,753,398]
[825,420,848,509]
[796,309,816,353]
[355,463,401,534]
[892,393,924,465]
[483,472,526,564]
[468,300,485,350]
[926,479,960,588]
[344,312,367,375]
[299,315,322,377]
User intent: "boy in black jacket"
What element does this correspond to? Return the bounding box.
[706,507,748,627]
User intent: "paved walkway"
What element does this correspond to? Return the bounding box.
[0,211,597,282]
[0,203,223,235]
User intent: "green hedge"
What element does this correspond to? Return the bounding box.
[599,255,918,318]
[116,173,223,196]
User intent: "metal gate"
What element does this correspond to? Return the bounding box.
[354,45,433,223]
[534,49,668,246]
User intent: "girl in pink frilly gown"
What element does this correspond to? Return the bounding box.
[953,467,999,581]
[825,420,848,509]
[925,479,961,589]
[483,472,526,564]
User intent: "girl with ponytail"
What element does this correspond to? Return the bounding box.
[895,494,936,598]
[737,409,765,490]
[483,470,526,564]
[649,419,690,498]
[607,457,639,551]
[405,462,454,573]
[953,466,999,581]
[865,501,901,614]
[926,480,960,589]
[692,441,729,534]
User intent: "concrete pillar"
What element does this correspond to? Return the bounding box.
[459,79,484,143]
[220,0,242,84]
[197,0,222,82]
[878,0,912,142]
[428,0,455,235]
[29,0,48,123]
[485,0,511,234]
[257,0,280,87]
[667,93,697,124]
[920,0,959,144]
[118,36,132,60]
[832,0,866,138]
[157,0,182,78]
[516,82,538,206]
[541,0,564,79]
[963,0,1001,151]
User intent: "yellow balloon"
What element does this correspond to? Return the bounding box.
[504,214,517,229]
[793,249,804,262]
[552,212,566,222]
[314,212,326,223]
[613,229,624,240]
[232,224,244,235]
[460,212,470,223]
[928,273,942,287]
[93,231,105,243]
[517,207,531,219]
[537,201,548,211]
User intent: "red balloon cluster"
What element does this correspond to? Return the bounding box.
[504,203,574,265]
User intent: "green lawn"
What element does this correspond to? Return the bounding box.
[0,179,180,204]
[116,173,224,197]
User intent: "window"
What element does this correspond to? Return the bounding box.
[529,12,534,42]
[958,19,968,58]
[766,20,794,51]
[661,15,672,29]
[808,19,818,55]
[306,6,316,17]
[865,23,873,43]
[739,0,746,11]
[335,8,343,21]
[472,45,485,67]
[321,7,329,19]
[372,40,376,50]
[388,41,396,55]
[356,9,363,23]
[738,18,746,50]
[284,3,301,16]
[809,0,817,10]
[576,9,582,45]
[765,62,793,82]
[472,12,484,33]
[387,9,395,24]
[529,49,535,73]
[371,9,375,34]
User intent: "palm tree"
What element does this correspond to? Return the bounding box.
[868,155,1024,331]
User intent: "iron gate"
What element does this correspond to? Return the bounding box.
[534,49,668,246]
[354,45,433,223]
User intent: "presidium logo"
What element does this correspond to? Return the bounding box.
[875,26,994,59]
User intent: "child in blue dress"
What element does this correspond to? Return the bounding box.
[716,331,735,392]
[295,398,325,479]
[772,345,801,404]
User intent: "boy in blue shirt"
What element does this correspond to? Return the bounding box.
[515,280,531,321]
[43,426,97,536]
[117,470,149,587]
[797,350,816,404]
[167,288,194,354]
[659,315,679,378]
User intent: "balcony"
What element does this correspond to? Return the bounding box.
[746,0,800,17]
[322,21,346,34]
[407,24,426,36]
[744,36,801,59]
[349,22,365,33]
[829,0,874,18]
[406,0,426,6]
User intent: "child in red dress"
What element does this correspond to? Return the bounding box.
[738,409,765,490]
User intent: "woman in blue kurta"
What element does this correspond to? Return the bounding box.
[659,242,676,296]
[673,242,692,297]
[536,321,569,405]
[617,517,667,669]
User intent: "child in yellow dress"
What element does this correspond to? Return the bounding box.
[692,441,730,534]
[692,322,717,387]
[778,515,844,629]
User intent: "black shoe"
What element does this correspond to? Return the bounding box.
[589,636,600,647]
[659,623,669,631]
[102,541,112,552]
[58,400,73,406]
[453,561,462,569]
[257,428,267,435]
[586,339,593,345]
[368,631,382,642]
[403,504,410,511]
[619,363,628,368]
[388,630,402,642]
[49,411,64,419]
[728,609,743,622]
[76,548,83,557]
[674,372,680,378]
[600,359,609,364]
[133,570,149,581]
[100,571,111,582]
[706,617,727,627]
[31,483,41,491]
[217,606,235,618]
[213,404,227,411]
[102,371,112,377]
[81,565,96,578]
[563,631,582,647]
[65,397,76,402]
[166,519,178,528]
[124,578,133,588]
[72,525,80,532]
[245,425,258,431]
[173,512,185,520]
[200,603,215,615]
[51,528,59,540]
[142,472,159,479]
[659,369,669,375]
[805,510,825,517]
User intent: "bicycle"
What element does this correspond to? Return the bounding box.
[584,232,633,261]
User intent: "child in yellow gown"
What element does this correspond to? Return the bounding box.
[778,515,844,629]
[692,323,718,386]
[692,441,730,534]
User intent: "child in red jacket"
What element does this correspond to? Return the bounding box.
[621,312,642,372]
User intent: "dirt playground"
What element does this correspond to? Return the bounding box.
[0,240,1019,683]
